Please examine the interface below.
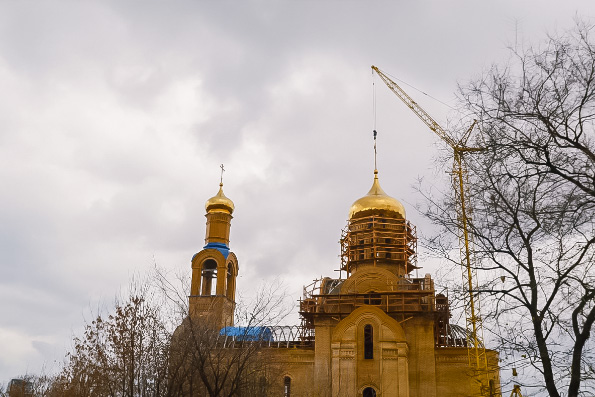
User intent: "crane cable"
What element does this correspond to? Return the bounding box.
[372,69,377,130]
[372,69,378,170]
[381,69,456,111]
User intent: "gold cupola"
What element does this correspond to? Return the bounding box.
[204,182,234,251]
[349,169,406,219]
[205,183,235,215]
[341,169,417,278]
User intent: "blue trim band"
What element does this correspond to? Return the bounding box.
[203,242,230,258]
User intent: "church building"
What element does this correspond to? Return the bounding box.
[186,166,501,397]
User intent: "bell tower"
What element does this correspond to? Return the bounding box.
[189,180,238,330]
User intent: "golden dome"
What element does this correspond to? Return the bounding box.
[349,170,405,219]
[205,183,235,214]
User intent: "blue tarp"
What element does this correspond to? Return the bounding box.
[219,326,274,342]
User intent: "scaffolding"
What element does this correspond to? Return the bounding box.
[300,275,434,326]
[299,276,471,349]
[340,215,418,277]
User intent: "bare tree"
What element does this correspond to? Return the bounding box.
[53,282,171,397]
[424,22,595,397]
[18,265,290,397]
[166,279,291,397]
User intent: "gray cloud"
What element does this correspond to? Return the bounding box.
[0,0,593,383]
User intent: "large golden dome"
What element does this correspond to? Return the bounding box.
[205,183,235,214]
[349,170,405,219]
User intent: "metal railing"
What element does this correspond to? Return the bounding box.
[219,325,314,349]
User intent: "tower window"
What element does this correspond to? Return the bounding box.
[284,376,291,397]
[364,324,373,359]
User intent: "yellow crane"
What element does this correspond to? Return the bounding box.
[371,65,490,392]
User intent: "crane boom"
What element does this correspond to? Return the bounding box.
[371,65,458,148]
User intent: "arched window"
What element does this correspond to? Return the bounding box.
[364,324,373,359]
[363,387,376,397]
[201,259,218,296]
[284,376,291,397]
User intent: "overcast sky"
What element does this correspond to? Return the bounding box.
[1,0,593,384]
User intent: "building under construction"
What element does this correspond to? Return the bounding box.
[186,166,501,396]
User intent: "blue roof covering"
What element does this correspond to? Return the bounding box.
[220,326,274,342]
[203,242,230,258]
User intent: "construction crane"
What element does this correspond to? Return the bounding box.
[371,65,490,392]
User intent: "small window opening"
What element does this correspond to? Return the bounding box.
[284,376,291,397]
[364,324,373,359]
[363,387,376,397]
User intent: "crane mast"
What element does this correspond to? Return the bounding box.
[371,65,490,392]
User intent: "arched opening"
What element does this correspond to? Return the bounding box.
[364,324,373,359]
[201,259,218,296]
[363,387,376,397]
[283,376,291,397]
